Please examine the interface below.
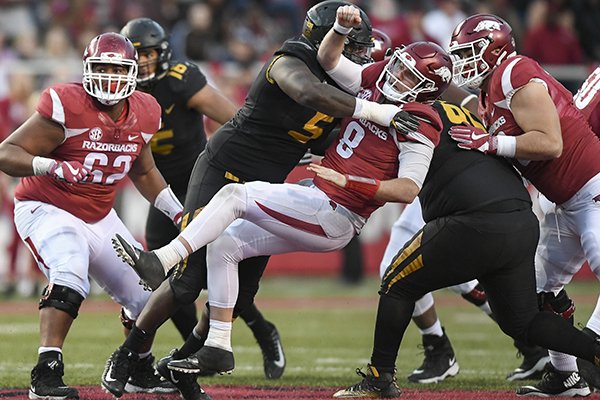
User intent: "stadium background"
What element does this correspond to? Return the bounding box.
[0,0,598,295]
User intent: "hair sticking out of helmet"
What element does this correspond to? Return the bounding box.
[371,28,392,62]
[120,18,172,87]
[82,33,138,106]
[376,41,453,104]
[302,0,374,64]
[448,13,516,88]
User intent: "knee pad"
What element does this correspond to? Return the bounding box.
[120,308,135,330]
[39,284,84,319]
[538,289,575,323]
[461,284,488,307]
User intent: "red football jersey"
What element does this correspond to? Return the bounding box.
[479,56,600,204]
[314,62,441,218]
[574,65,600,136]
[15,83,161,223]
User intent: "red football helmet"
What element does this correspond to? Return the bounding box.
[376,41,453,104]
[371,28,392,62]
[448,13,516,88]
[82,33,138,106]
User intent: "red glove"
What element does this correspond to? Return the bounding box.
[449,125,498,154]
[47,160,90,183]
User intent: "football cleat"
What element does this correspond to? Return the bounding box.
[333,364,401,398]
[253,320,286,379]
[124,354,177,394]
[29,358,79,400]
[506,344,550,381]
[101,346,139,398]
[112,233,165,290]
[516,366,591,397]
[168,346,234,375]
[156,350,212,400]
[577,327,600,391]
[408,329,459,384]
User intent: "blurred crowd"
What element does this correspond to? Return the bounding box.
[0,0,598,296]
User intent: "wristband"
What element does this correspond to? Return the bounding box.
[495,135,517,158]
[154,186,184,222]
[344,175,381,199]
[333,20,353,35]
[32,156,56,176]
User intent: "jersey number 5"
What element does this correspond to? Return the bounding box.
[288,111,334,143]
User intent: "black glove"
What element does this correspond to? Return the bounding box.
[391,110,420,135]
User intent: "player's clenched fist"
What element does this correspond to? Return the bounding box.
[32,156,90,183]
[335,5,361,31]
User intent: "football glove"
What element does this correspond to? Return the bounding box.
[390,109,421,136]
[47,160,90,183]
[449,125,498,154]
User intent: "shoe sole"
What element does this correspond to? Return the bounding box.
[507,357,551,381]
[124,382,177,394]
[409,362,460,384]
[111,235,159,290]
[168,364,234,375]
[516,387,591,397]
[29,389,80,400]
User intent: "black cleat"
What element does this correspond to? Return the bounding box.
[577,327,600,391]
[507,342,550,381]
[254,320,286,379]
[29,358,79,400]
[125,354,176,394]
[168,346,234,375]
[408,329,459,384]
[156,350,212,400]
[516,365,591,397]
[101,346,139,398]
[333,364,401,398]
[112,233,165,290]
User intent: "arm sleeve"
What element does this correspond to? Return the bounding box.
[325,55,367,94]
[397,141,434,189]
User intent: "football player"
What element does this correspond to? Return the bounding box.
[331,9,600,399]
[449,13,600,396]
[101,1,416,398]
[113,37,451,383]
[0,33,181,399]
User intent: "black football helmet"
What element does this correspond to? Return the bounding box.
[302,0,374,64]
[120,18,172,87]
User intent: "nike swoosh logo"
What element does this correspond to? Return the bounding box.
[169,370,179,383]
[273,340,285,368]
[165,104,175,115]
[64,163,80,176]
[104,364,117,382]
[128,135,139,141]
[31,205,41,214]
[449,357,456,366]
[471,133,489,140]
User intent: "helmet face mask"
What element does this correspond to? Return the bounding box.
[82,33,138,106]
[448,14,515,88]
[376,42,453,104]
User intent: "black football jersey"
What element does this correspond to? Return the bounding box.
[419,101,531,222]
[148,60,208,192]
[205,35,340,183]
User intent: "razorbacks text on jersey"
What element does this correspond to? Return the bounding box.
[314,62,442,218]
[14,83,161,222]
[574,65,600,136]
[205,35,340,183]
[479,55,600,204]
[148,60,208,192]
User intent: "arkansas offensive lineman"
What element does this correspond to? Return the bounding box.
[0,33,183,399]
[449,14,600,396]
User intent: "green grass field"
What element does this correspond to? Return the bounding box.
[0,276,597,392]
